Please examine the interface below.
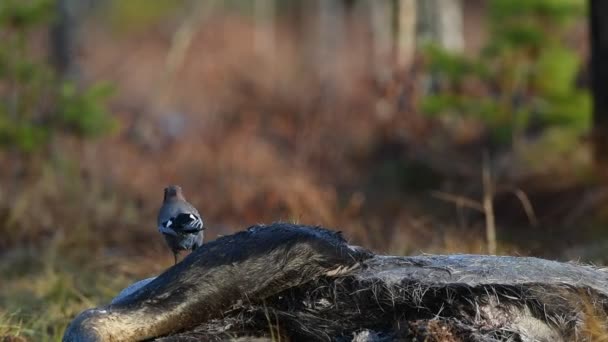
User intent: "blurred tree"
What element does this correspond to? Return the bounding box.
[0,0,114,157]
[368,0,417,83]
[590,0,608,179]
[50,0,96,80]
[254,0,276,57]
[396,0,417,70]
[422,0,589,148]
[370,0,393,83]
[50,0,77,78]
[316,0,345,80]
[418,0,464,53]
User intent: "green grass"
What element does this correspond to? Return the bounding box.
[0,244,138,341]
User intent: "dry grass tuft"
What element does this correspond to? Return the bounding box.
[580,294,608,341]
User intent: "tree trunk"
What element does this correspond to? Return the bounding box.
[590,0,608,179]
[253,0,276,57]
[50,0,96,80]
[437,0,464,52]
[316,0,345,80]
[417,0,464,53]
[396,0,417,70]
[50,0,80,79]
[370,0,393,83]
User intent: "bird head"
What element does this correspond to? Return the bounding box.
[163,185,185,201]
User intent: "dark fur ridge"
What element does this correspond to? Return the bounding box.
[64,224,608,342]
[63,223,372,341]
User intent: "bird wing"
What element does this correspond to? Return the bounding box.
[159,213,204,235]
[158,221,178,236]
[157,200,204,235]
[171,213,204,233]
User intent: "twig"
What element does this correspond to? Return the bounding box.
[482,151,497,255]
[429,191,483,212]
[157,0,218,105]
[509,188,538,227]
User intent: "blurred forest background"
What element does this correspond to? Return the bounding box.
[1,0,606,340]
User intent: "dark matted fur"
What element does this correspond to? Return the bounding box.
[63,223,372,341]
[158,256,608,341]
[64,224,608,342]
